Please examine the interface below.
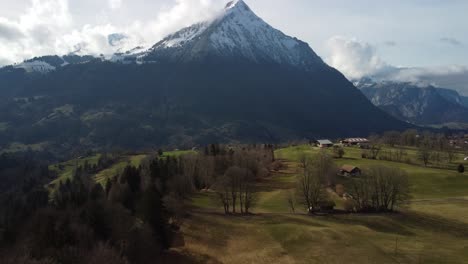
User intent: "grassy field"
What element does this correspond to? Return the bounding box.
[91,150,196,186]
[45,146,468,263]
[94,154,148,185]
[178,145,468,264]
[49,154,102,186]
[48,149,192,188]
[161,150,197,157]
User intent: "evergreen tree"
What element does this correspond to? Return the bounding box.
[137,187,170,249]
[458,164,465,174]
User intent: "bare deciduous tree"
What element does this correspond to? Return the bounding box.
[215,166,256,214]
[418,139,433,167]
[296,151,335,213]
[298,151,309,169]
[313,150,337,186]
[215,174,231,214]
[349,165,410,212]
[287,190,296,213]
[369,144,382,160]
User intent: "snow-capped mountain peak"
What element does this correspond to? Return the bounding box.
[225,0,249,11]
[145,0,324,69]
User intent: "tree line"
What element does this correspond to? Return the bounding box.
[363,130,467,170]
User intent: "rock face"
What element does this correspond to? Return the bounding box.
[358,80,468,125]
[0,0,408,156]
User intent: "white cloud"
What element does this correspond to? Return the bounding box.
[129,0,220,47]
[326,36,468,95]
[0,0,220,65]
[387,66,468,95]
[108,0,122,10]
[0,18,24,40]
[440,37,462,46]
[326,36,392,80]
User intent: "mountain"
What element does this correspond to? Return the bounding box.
[0,0,408,157]
[358,79,468,125]
[144,0,324,69]
[436,88,468,108]
[13,55,97,73]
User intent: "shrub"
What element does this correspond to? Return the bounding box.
[458,164,465,173]
[332,146,345,158]
[271,160,285,171]
[319,200,336,212]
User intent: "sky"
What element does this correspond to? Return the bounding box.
[0,0,467,94]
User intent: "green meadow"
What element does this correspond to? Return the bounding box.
[180,145,468,264]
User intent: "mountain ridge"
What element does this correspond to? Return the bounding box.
[358,79,468,125]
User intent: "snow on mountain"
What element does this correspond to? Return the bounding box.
[7,55,97,74]
[157,22,211,49]
[14,60,56,74]
[110,46,147,64]
[146,0,324,69]
[9,0,324,73]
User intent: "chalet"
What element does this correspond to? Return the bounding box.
[340,165,361,177]
[341,138,370,146]
[317,139,333,148]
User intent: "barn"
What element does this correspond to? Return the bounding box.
[341,138,370,146]
[317,139,333,148]
[340,165,361,177]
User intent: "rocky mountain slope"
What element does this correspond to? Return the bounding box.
[358,79,468,125]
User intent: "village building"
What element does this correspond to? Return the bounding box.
[341,138,370,146]
[340,165,362,177]
[317,139,333,148]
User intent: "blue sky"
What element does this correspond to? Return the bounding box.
[1,0,467,93]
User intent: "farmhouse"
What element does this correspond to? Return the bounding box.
[317,139,333,148]
[341,138,370,146]
[340,165,361,177]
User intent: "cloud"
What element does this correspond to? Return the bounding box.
[383,41,397,47]
[134,0,220,46]
[0,18,24,40]
[0,0,220,65]
[386,66,468,95]
[108,0,122,9]
[326,36,468,95]
[440,37,462,46]
[326,36,393,80]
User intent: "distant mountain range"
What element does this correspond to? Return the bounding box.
[0,0,408,157]
[357,78,468,127]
